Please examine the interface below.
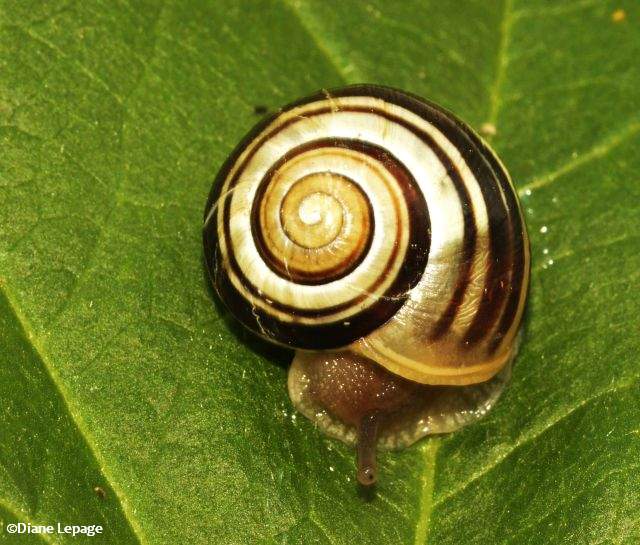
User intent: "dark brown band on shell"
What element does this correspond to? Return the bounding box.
[250,143,377,285]
[326,86,525,350]
[203,84,529,352]
[204,110,430,349]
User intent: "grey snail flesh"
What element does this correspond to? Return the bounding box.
[288,349,513,451]
[203,85,530,486]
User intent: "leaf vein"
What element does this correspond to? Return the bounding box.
[280,0,353,84]
[0,285,147,545]
[434,379,639,508]
[518,120,640,195]
[14,25,124,105]
[0,497,56,545]
[531,234,640,274]
[413,439,440,545]
[308,512,338,545]
[487,0,514,125]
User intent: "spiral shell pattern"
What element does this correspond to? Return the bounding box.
[204,85,530,385]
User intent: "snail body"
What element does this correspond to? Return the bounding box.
[204,85,530,486]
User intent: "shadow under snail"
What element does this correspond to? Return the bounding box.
[203,85,530,487]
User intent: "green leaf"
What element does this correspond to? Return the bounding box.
[1,0,638,543]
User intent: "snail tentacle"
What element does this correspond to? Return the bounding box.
[356,412,380,487]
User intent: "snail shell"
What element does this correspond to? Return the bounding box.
[204,85,530,485]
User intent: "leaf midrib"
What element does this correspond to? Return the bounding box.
[0,499,56,545]
[0,260,147,545]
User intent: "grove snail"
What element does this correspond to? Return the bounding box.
[203,85,530,486]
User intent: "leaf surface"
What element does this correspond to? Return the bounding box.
[0,1,639,543]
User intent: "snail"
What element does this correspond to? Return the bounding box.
[203,85,530,486]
